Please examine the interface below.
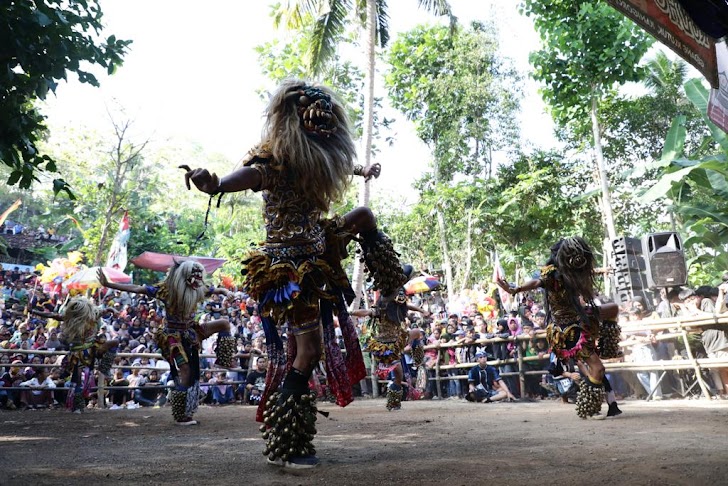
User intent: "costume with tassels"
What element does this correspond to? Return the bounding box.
[97,261,232,425]
[40,298,118,412]
[143,262,234,424]
[357,265,427,410]
[498,236,623,419]
[184,80,405,468]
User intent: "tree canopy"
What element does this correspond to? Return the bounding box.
[0,0,130,195]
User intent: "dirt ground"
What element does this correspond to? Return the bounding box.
[2,397,727,486]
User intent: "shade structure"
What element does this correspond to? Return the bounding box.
[404,275,441,295]
[65,266,132,290]
[130,251,226,274]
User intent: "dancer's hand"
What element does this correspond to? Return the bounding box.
[495,277,514,295]
[97,268,109,287]
[180,165,220,195]
[362,163,381,181]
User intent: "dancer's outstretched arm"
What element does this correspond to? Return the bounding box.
[30,309,64,321]
[495,277,542,296]
[97,269,148,295]
[181,165,261,195]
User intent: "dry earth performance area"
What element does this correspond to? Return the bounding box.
[2,398,727,485]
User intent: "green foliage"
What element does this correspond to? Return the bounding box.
[522,0,653,130]
[272,0,452,75]
[386,22,521,182]
[641,79,728,283]
[382,150,603,287]
[0,0,130,194]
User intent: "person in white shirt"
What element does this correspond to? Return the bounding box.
[19,368,56,409]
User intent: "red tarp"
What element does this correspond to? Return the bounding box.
[130,252,226,274]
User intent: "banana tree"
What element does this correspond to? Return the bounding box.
[640,79,728,282]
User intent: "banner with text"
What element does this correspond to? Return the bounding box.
[607,0,717,87]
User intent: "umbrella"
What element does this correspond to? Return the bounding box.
[64,266,132,290]
[404,275,441,295]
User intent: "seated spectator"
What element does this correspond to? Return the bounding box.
[126,363,147,403]
[200,370,215,405]
[45,329,62,350]
[109,369,130,408]
[245,357,267,405]
[135,369,163,407]
[466,352,517,403]
[19,368,56,409]
[210,372,234,405]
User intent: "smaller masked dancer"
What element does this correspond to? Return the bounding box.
[98,263,232,425]
[352,266,431,411]
[496,236,623,419]
[31,298,119,413]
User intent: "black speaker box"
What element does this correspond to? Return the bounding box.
[643,232,688,288]
[614,269,646,290]
[613,252,646,272]
[612,236,643,255]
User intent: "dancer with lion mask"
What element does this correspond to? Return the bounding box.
[183,79,407,469]
[32,297,119,412]
[98,262,231,425]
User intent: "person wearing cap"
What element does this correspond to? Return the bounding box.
[352,265,431,411]
[466,352,516,402]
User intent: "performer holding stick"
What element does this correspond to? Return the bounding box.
[183,79,406,468]
[97,263,232,425]
[496,237,622,419]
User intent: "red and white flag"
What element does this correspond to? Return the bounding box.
[493,251,511,311]
[105,211,130,271]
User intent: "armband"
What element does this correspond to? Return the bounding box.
[353,164,364,176]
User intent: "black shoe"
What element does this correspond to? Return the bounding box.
[607,402,622,417]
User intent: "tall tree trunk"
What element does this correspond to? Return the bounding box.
[436,208,454,304]
[460,209,473,292]
[350,0,377,309]
[591,96,617,243]
[591,96,616,296]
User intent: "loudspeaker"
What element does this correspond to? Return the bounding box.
[613,252,646,272]
[643,232,688,288]
[612,236,642,255]
[614,269,646,290]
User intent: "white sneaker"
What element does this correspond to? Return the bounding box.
[109,404,121,410]
[588,413,606,421]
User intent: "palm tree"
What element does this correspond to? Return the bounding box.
[275,0,453,308]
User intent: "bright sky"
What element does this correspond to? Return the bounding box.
[42,0,556,205]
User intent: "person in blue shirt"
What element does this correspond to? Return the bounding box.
[466,352,517,402]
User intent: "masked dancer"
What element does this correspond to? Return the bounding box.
[97,263,232,425]
[496,236,623,419]
[183,79,407,468]
[31,298,119,413]
[352,266,430,410]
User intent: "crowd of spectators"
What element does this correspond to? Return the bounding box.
[1,262,728,413]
